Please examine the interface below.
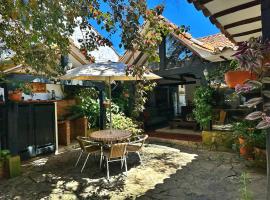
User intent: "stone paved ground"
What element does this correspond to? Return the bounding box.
[0,142,267,200]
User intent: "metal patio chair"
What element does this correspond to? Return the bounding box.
[127,134,148,163]
[75,136,101,173]
[101,143,128,179]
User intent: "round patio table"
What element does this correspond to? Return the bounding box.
[90,129,132,143]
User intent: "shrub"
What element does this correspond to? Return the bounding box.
[107,102,143,135]
[71,88,100,128]
[193,86,214,128]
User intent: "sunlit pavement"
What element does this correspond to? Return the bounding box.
[0,143,266,200]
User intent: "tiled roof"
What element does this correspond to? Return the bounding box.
[121,17,237,65]
[158,16,236,53]
[158,16,215,53]
[197,33,236,51]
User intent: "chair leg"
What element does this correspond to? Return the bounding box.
[121,156,124,169]
[75,150,83,167]
[124,157,128,176]
[100,152,103,169]
[106,158,110,179]
[81,153,90,173]
[137,151,142,163]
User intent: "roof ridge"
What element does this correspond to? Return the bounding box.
[196,32,223,40]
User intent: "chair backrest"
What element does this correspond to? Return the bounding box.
[129,134,148,149]
[137,134,148,149]
[219,110,227,124]
[76,136,92,151]
[109,143,127,159]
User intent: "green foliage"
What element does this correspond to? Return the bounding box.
[0,1,186,76]
[208,60,239,81]
[71,88,99,128]
[108,113,143,135]
[193,86,214,128]
[0,149,11,162]
[232,121,254,139]
[253,130,266,149]
[232,120,265,148]
[111,83,132,115]
[107,102,143,135]
[9,81,33,95]
[240,172,252,200]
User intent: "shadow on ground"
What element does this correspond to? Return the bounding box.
[0,143,266,200]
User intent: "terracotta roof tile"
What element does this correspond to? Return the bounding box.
[197,33,235,51]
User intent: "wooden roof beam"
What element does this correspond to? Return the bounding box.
[211,0,260,19]
[188,0,213,4]
[231,28,262,38]
[224,16,261,29]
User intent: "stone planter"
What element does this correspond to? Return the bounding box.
[202,130,234,151]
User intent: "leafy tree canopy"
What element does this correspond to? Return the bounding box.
[0,0,186,76]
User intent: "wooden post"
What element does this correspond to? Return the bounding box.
[261,0,270,199]
[159,36,166,70]
[99,89,106,130]
[54,102,59,155]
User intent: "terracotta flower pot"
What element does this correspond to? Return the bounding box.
[8,91,22,102]
[225,71,256,88]
[254,147,266,158]
[239,137,253,159]
[253,147,266,168]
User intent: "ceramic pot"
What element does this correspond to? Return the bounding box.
[239,137,253,159]
[253,147,266,168]
[8,91,22,102]
[254,147,266,159]
[225,71,256,88]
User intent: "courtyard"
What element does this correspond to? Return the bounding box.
[0,142,266,200]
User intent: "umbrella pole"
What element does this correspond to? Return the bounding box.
[109,77,112,132]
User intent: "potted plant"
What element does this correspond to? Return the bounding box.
[8,82,32,102]
[225,71,257,88]
[232,121,254,159]
[223,60,256,88]
[0,149,11,178]
[224,92,240,109]
[8,89,22,102]
[103,99,111,109]
[232,37,270,163]
[252,129,266,162]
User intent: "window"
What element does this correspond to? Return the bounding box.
[165,34,193,68]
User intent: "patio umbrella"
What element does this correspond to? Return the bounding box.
[60,61,161,131]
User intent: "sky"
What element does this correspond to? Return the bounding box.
[90,0,220,55]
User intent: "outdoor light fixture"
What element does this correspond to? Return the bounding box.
[67,62,73,70]
[203,68,209,80]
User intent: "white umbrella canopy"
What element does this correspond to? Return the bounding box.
[60,61,161,81]
[60,61,161,131]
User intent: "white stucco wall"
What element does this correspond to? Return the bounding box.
[46,84,65,100]
[71,25,119,63]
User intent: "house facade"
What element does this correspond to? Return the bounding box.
[121,17,236,128]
